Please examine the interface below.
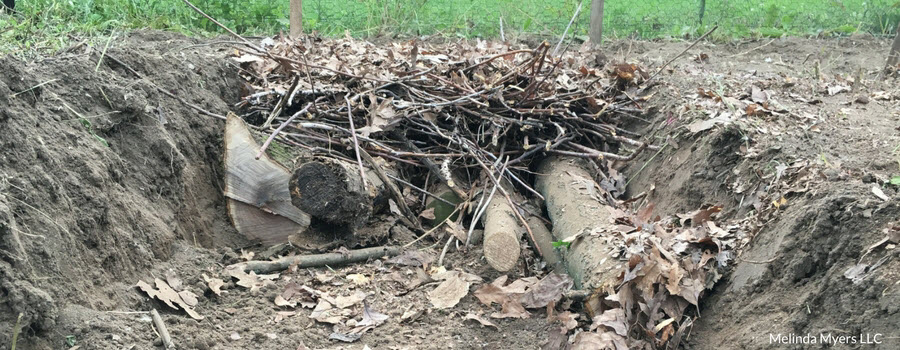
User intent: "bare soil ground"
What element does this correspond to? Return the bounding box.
[1,31,898,349]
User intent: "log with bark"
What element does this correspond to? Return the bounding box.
[535,156,621,297]
[289,157,389,229]
[482,183,523,272]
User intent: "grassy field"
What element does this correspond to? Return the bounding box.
[2,0,899,53]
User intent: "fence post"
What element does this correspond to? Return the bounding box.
[589,0,605,45]
[699,0,706,24]
[290,0,303,37]
[887,25,900,72]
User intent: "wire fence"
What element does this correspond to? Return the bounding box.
[195,0,900,39]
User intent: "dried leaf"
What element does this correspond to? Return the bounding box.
[570,331,628,350]
[464,313,499,330]
[419,207,437,220]
[203,274,224,296]
[591,308,628,337]
[427,272,471,309]
[386,250,434,269]
[520,273,573,308]
[491,297,530,319]
[346,273,371,286]
[358,301,389,327]
[334,291,367,309]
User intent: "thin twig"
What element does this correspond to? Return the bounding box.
[344,95,369,188]
[257,102,314,159]
[553,1,583,56]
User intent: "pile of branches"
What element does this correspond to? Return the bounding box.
[232,35,657,212]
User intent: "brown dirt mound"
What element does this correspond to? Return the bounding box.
[0,30,246,348]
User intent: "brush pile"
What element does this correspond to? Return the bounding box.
[231,35,657,221]
[223,34,735,349]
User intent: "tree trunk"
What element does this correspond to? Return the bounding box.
[589,0,605,46]
[535,156,620,293]
[289,157,387,229]
[887,25,900,72]
[290,0,303,37]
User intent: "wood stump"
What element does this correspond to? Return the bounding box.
[290,157,387,229]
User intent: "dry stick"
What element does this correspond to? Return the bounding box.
[357,148,423,232]
[256,102,313,159]
[437,235,454,267]
[404,206,463,248]
[181,0,262,52]
[463,141,543,258]
[646,24,718,83]
[344,96,369,188]
[467,160,507,247]
[386,173,455,206]
[552,1,583,56]
[499,16,505,42]
[232,246,401,274]
[150,309,174,350]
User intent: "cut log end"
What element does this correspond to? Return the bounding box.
[482,189,522,272]
[483,231,520,272]
[290,159,372,228]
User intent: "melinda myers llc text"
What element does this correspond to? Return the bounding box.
[769,333,884,345]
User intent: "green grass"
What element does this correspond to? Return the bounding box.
[2,0,899,54]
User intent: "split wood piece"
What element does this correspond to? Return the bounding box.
[535,156,620,294]
[482,182,523,272]
[224,112,311,245]
[526,216,566,274]
[289,157,389,229]
[230,246,401,274]
[150,309,174,350]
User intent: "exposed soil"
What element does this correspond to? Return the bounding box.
[1,31,898,350]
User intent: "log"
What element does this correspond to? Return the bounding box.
[290,157,387,228]
[482,184,523,272]
[535,156,620,293]
[526,216,566,274]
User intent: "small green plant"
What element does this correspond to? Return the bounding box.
[65,335,77,347]
[79,118,109,147]
[890,176,900,186]
[552,241,571,249]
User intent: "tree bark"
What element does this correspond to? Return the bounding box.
[290,157,387,229]
[589,0,605,46]
[887,25,900,72]
[535,156,620,293]
[290,0,303,37]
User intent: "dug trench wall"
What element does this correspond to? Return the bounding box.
[0,31,243,347]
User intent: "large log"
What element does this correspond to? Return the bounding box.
[289,157,387,229]
[535,156,620,293]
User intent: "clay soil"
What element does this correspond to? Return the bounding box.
[1,31,898,349]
